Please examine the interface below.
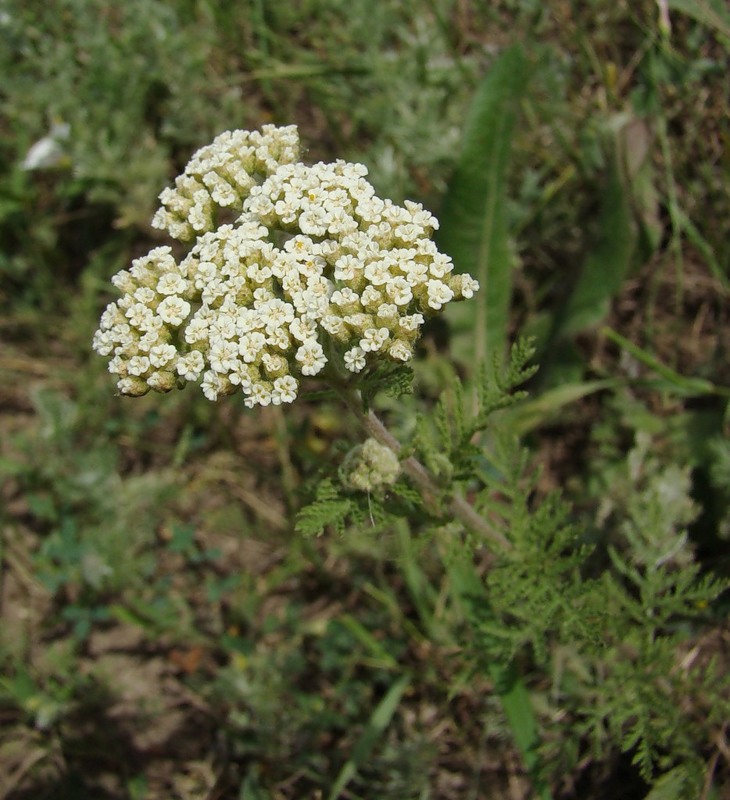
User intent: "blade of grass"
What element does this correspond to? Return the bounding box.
[602,327,730,397]
[437,45,530,366]
[666,0,730,40]
[509,378,623,435]
[362,581,428,644]
[337,613,399,670]
[327,673,410,800]
[245,61,371,82]
[394,518,446,640]
[675,208,729,291]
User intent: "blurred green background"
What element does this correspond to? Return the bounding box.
[1,1,729,798]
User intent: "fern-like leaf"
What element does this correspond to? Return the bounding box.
[360,363,413,410]
[295,479,353,536]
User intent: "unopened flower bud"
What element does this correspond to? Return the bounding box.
[341,438,401,493]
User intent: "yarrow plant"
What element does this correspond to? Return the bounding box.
[92,124,478,408]
[91,125,728,799]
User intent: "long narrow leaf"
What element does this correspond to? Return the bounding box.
[509,378,623,435]
[438,45,530,366]
[602,327,728,397]
[667,0,730,40]
[554,120,639,338]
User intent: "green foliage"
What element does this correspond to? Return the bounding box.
[1,0,243,220]
[708,436,730,539]
[210,595,426,799]
[297,325,729,792]
[2,0,729,796]
[327,674,411,800]
[550,118,643,338]
[1,391,168,604]
[438,44,530,365]
[298,341,537,538]
[359,362,414,411]
[483,482,597,665]
[296,471,428,538]
[603,327,727,398]
[450,426,728,791]
[667,0,730,41]
[295,478,355,537]
[415,337,538,479]
[405,340,728,793]
[0,660,84,731]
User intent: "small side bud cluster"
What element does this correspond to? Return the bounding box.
[93,125,479,407]
[341,438,401,493]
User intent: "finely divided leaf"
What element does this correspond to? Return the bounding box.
[295,479,353,536]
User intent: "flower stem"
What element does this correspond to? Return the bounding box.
[334,384,511,551]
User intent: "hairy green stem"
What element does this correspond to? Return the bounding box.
[335,384,511,551]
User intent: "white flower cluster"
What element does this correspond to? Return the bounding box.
[93,125,479,407]
[151,124,301,242]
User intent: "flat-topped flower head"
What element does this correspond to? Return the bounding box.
[93,125,479,407]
